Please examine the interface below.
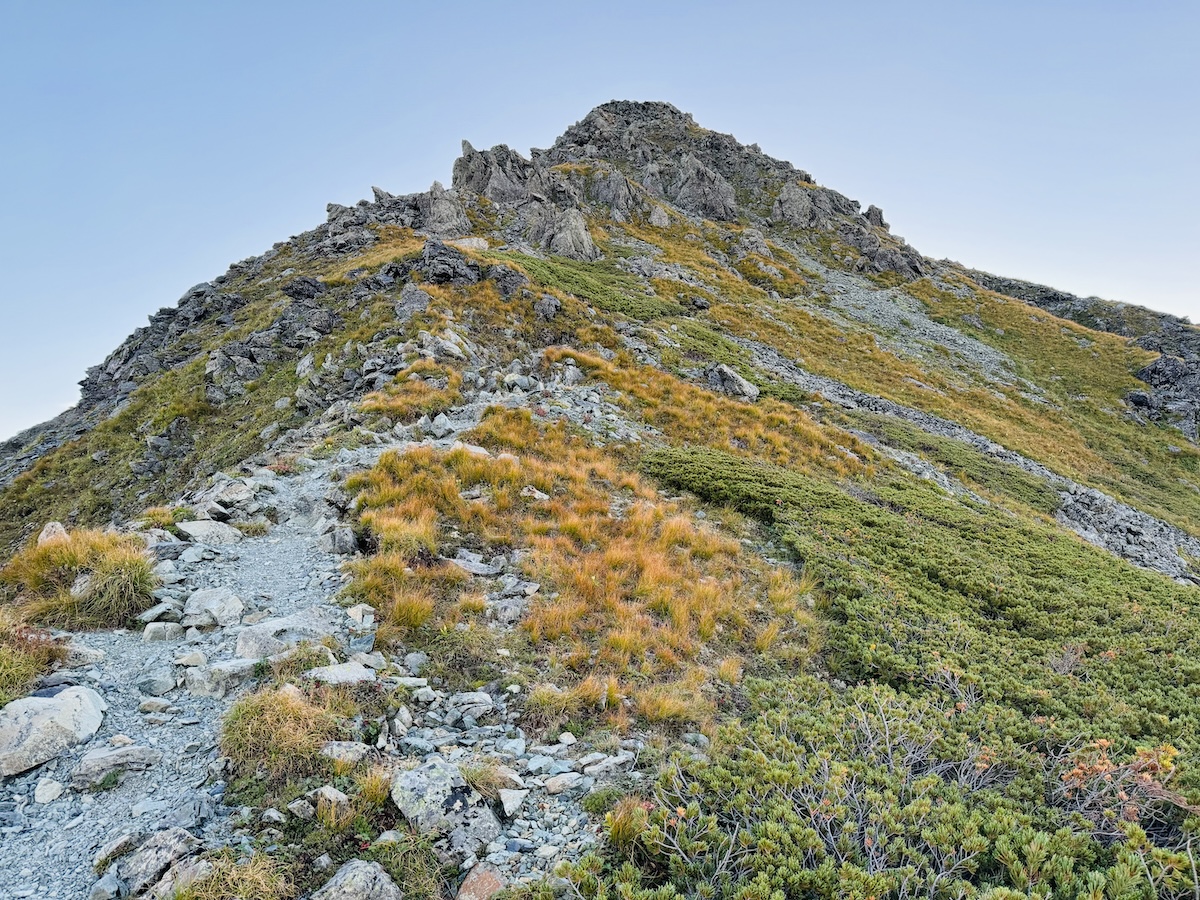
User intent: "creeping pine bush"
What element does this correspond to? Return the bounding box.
[0,528,156,628]
[561,678,1198,900]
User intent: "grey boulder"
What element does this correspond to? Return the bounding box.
[391,757,502,859]
[175,520,244,544]
[0,686,107,776]
[706,363,760,402]
[116,826,200,896]
[182,586,244,627]
[310,859,404,900]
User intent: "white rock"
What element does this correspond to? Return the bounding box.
[34,777,64,803]
[235,607,332,658]
[37,521,69,545]
[72,745,163,789]
[173,650,207,667]
[498,788,529,818]
[544,772,583,795]
[0,686,107,777]
[321,741,374,765]
[142,622,183,642]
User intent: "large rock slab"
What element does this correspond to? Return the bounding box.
[184,658,258,699]
[304,661,375,686]
[72,744,163,788]
[235,607,334,659]
[0,686,107,776]
[391,757,501,859]
[182,586,244,627]
[175,520,243,544]
[116,826,200,896]
[311,859,404,900]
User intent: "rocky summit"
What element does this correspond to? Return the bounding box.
[2,101,1200,900]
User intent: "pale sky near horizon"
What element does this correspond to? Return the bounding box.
[1,1,1197,441]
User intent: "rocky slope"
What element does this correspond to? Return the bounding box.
[3,101,1200,900]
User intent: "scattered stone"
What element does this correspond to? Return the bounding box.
[235,607,333,658]
[391,757,502,859]
[173,650,207,667]
[93,831,144,870]
[448,691,494,721]
[544,772,584,795]
[706,363,760,402]
[287,798,316,820]
[88,872,123,900]
[37,521,69,545]
[0,686,107,776]
[142,622,183,642]
[184,658,258,698]
[321,741,374,765]
[135,670,176,696]
[498,788,529,818]
[137,601,182,624]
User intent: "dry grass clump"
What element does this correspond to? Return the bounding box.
[1,528,156,629]
[360,359,463,422]
[0,608,64,705]
[137,505,189,530]
[354,766,392,813]
[460,757,511,801]
[220,684,352,783]
[348,407,814,728]
[524,678,621,729]
[633,679,713,725]
[174,852,295,900]
[605,796,651,852]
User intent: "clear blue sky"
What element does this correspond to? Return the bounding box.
[1,1,1197,440]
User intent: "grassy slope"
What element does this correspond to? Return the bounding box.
[4,195,1200,895]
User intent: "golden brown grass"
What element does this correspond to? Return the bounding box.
[323,225,425,282]
[542,347,868,478]
[0,608,64,705]
[354,766,392,814]
[359,359,463,422]
[605,796,651,852]
[348,407,818,729]
[1,528,156,628]
[174,852,295,900]
[460,757,510,801]
[220,684,352,783]
[137,505,188,530]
